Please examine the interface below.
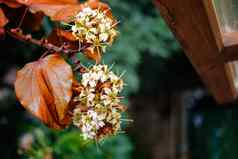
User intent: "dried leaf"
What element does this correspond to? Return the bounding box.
[27,0,112,22]
[2,6,44,31]
[84,47,101,64]
[48,29,103,63]
[53,0,113,22]
[57,29,77,41]
[0,28,5,38]
[0,8,8,28]
[15,0,81,22]
[1,0,22,8]
[29,4,83,22]
[15,54,73,129]
[28,4,70,18]
[22,11,44,31]
[52,4,84,22]
[0,8,8,36]
[16,0,78,5]
[47,28,78,50]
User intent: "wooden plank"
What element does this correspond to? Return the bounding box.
[209,0,238,62]
[155,0,237,103]
[203,0,224,51]
[222,32,238,62]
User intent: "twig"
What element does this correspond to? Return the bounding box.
[40,50,51,59]
[7,28,87,73]
[18,7,29,28]
[6,28,85,55]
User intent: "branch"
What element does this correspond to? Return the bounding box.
[6,28,83,55]
[7,28,87,73]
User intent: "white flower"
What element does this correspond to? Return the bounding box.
[74,109,107,140]
[101,94,112,105]
[82,73,90,87]
[72,25,78,33]
[96,12,104,20]
[88,110,97,119]
[77,7,97,19]
[109,72,119,82]
[86,32,97,43]
[99,32,109,42]
[103,87,112,95]
[87,93,95,102]
[112,87,120,94]
[97,70,108,82]
[88,79,96,88]
[71,7,118,54]
[73,65,126,140]
[81,72,98,88]
[89,28,98,34]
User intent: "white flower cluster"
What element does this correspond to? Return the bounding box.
[73,65,124,140]
[73,109,105,139]
[72,7,118,53]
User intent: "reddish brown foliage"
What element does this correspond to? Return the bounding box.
[47,28,102,63]
[0,8,8,28]
[47,28,79,51]
[27,0,112,22]
[84,47,102,64]
[4,0,117,129]
[1,0,22,8]
[15,54,73,129]
[0,8,8,36]
[16,0,78,5]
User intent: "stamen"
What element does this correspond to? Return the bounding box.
[111,21,120,29]
[103,8,111,14]
[120,119,134,123]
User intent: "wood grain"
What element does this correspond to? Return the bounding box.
[155,0,237,103]
[222,31,238,62]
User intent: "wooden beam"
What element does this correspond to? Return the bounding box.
[155,0,237,103]
[222,32,238,62]
[205,0,238,62]
[203,0,224,51]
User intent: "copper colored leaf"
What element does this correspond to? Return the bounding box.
[52,4,84,22]
[40,54,73,121]
[47,28,78,50]
[17,0,82,22]
[16,0,78,5]
[84,47,102,64]
[0,8,7,37]
[22,11,44,31]
[1,6,44,31]
[1,0,22,8]
[15,54,73,129]
[29,4,82,22]
[0,8,8,28]
[28,0,112,22]
[57,29,77,41]
[28,4,71,18]
[0,28,4,37]
[52,0,112,22]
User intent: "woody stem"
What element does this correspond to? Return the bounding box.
[17,7,29,28]
[6,28,84,55]
[7,28,86,72]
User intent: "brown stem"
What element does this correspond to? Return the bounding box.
[40,50,51,59]
[6,28,84,55]
[18,7,29,28]
[7,28,87,73]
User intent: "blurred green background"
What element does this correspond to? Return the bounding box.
[1,0,238,159]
